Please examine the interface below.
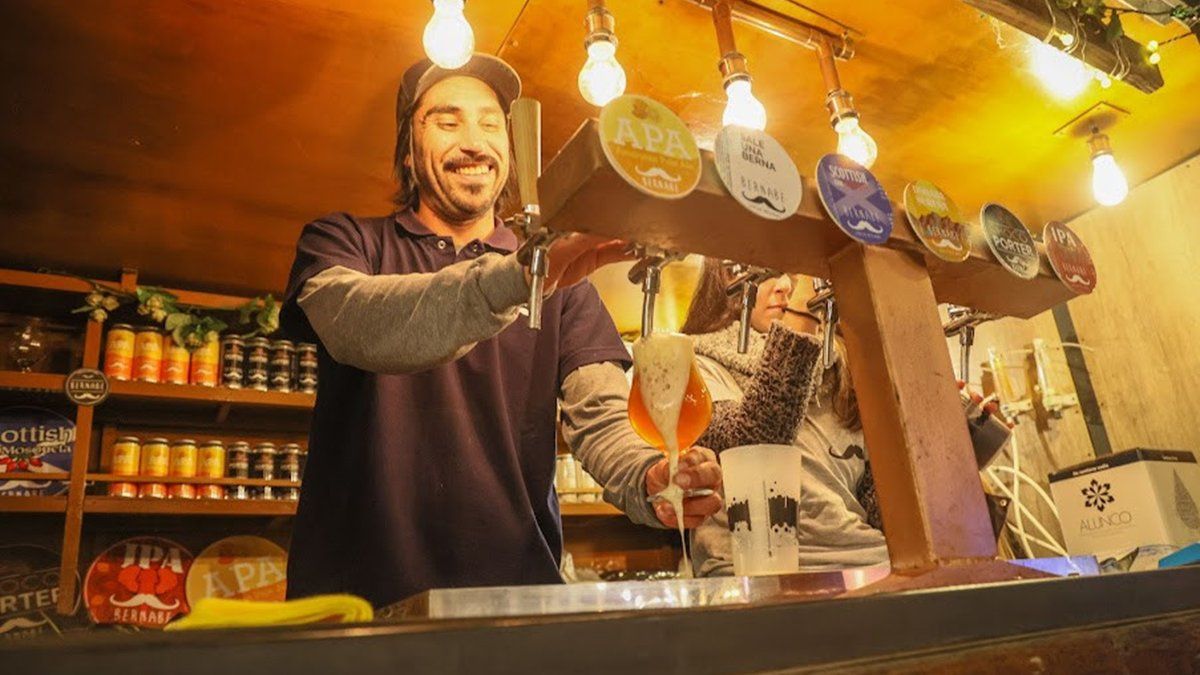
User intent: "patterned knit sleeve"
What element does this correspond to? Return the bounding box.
[695,323,823,453]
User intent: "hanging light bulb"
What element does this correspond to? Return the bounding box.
[1089,129,1128,207]
[423,0,474,69]
[578,2,626,107]
[722,78,767,130]
[1028,37,1091,99]
[834,115,878,168]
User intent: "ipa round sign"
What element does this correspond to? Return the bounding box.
[598,95,701,200]
[815,154,893,245]
[713,126,802,220]
[980,203,1039,280]
[1044,221,1097,294]
[903,180,971,262]
[85,537,193,628]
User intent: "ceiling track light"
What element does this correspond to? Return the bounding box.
[578,0,627,107]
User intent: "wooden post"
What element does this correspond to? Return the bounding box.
[57,318,102,615]
[828,243,997,571]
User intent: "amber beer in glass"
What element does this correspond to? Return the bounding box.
[627,356,713,453]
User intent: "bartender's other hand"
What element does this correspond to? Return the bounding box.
[542,234,632,292]
[646,447,723,529]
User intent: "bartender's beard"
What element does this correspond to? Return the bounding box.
[412,148,506,225]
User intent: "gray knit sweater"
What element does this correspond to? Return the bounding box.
[690,322,890,576]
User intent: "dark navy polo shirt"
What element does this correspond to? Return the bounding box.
[280,210,631,607]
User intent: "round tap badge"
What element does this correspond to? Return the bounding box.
[815,154,893,245]
[0,406,74,497]
[186,536,287,605]
[84,537,193,628]
[713,126,802,220]
[1043,221,1097,294]
[598,94,701,200]
[980,203,1039,280]
[903,180,971,262]
[0,544,84,639]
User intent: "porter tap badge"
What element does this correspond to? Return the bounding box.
[980,203,1039,280]
[85,537,193,628]
[185,536,288,605]
[1044,221,1097,295]
[903,180,972,262]
[815,154,893,245]
[598,94,701,200]
[0,544,84,638]
[713,126,802,220]
[64,368,109,406]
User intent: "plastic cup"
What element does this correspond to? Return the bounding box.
[720,444,803,576]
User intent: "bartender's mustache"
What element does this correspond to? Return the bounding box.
[442,155,500,173]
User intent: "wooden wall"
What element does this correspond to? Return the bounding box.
[948,154,1200,555]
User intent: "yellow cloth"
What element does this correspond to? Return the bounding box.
[166,594,373,631]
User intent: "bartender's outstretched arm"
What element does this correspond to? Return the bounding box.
[297,231,626,374]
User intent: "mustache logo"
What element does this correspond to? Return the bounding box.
[0,479,53,490]
[847,219,886,234]
[1066,273,1093,286]
[108,593,181,611]
[931,237,964,252]
[0,616,50,633]
[740,191,786,213]
[635,166,681,183]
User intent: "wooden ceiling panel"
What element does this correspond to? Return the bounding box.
[0,0,1196,295]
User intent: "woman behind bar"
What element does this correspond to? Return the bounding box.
[680,258,889,575]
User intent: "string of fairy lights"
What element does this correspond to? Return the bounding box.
[421,0,1195,208]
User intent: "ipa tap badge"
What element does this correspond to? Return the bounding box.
[1044,220,1097,295]
[598,94,701,200]
[903,180,971,262]
[186,535,287,605]
[980,203,1039,280]
[713,126,802,220]
[815,154,893,245]
[84,537,193,628]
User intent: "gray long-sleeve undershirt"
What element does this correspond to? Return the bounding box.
[297,258,663,527]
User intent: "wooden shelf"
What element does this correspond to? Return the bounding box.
[88,473,301,488]
[106,380,314,410]
[84,495,296,516]
[0,370,67,393]
[0,496,68,513]
[560,502,622,517]
[0,471,71,482]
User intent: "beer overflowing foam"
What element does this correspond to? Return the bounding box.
[633,332,695,578]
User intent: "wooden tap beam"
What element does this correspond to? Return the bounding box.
[539,119,1077,319]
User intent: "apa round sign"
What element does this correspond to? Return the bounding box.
[598,94,701,200]
[186,536,288,605]
[85,537,193,628]
[713,126,802,220]
[815,154,893,245]
[0,406,75,496]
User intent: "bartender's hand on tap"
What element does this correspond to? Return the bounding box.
[525,233,632,294]
[644,447,723,528]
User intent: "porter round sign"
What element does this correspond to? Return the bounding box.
[980,203,1039,280]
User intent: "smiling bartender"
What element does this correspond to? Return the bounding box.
[279,54,722,608]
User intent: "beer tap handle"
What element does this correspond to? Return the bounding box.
[509,98,546,329]
[960,324,974,385]
[736,280,758,353]
[640,264,663,338]
[510,98,541,222]
[820,297,838,369]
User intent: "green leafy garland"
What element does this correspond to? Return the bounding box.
[69,279,279,351]
[1052,0,1199,44]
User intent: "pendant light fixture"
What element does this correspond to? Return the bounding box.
[578,0,627,107]
[815,38,877,168]
[423,0,475,69]
[1088,126,1128,207]
[711,1,767,130]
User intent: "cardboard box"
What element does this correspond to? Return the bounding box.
[1048,448,1200,558]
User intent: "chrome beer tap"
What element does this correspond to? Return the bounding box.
[628,246,685,337]
[943,305,998,386]
[724,263,776,354]
[807,278,838,369]
[507,98,564,330]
